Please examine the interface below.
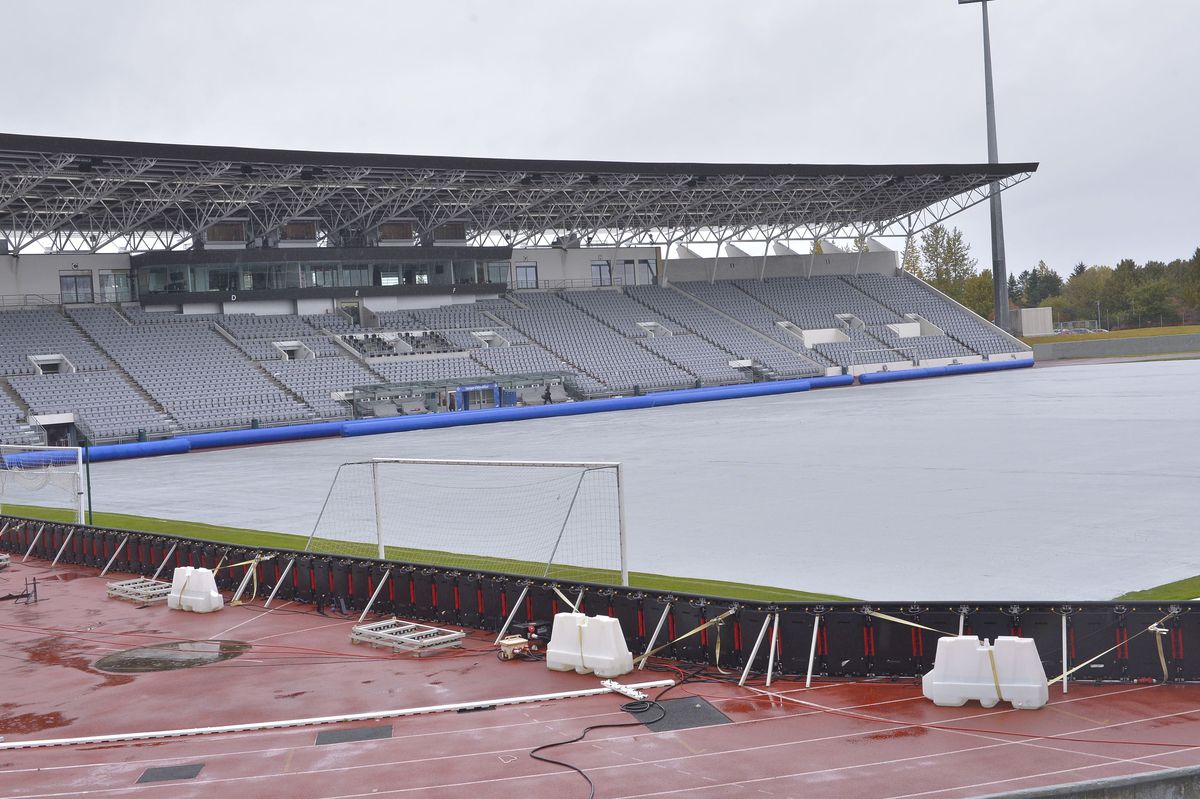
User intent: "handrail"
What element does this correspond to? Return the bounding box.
[0,293,63,308]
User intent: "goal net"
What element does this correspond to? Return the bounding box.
[305,459,628,586]
[0,445,85,524]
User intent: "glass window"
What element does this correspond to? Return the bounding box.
[639,258,658,284]
[434,222,466,241]
[486,261,510,285]
[274,263,301,289]
[308,264,339,288]
[141,266,188,294]
[280,221,317,241]
[618,259,637,286]
[590,260,612,287]
[379,222,413,241]
[190,263,238,292]
[99,271,133,302]
[206,221,245,243]
[342,264,370,287]
[403,265,431,285]
[376,265,400,286]
[514,262,538,289]
[59,272,94,304]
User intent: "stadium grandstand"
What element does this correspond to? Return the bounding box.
[0,133,1034,446]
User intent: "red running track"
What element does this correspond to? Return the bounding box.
[3,558,1200,798]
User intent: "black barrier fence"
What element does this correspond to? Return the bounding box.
[2,514,1197,683]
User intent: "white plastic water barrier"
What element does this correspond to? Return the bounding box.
[546,612,634,678]
[167,567,224,613]
[923,635,1048,710]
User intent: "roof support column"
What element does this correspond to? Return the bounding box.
[709,237,724,283]
[758,239,772,282]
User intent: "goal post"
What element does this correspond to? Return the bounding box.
[0,444,86,524]
[305,458,629,586]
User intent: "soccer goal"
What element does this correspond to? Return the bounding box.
[0,445,86,524]
[304,458,628,586]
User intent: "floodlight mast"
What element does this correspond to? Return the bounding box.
[960,0,1010,332]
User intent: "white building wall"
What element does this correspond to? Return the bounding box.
[0,253,132,298]
[510,246,660,288]
[662,250,898,283]
[295,298,336,315]
[1015,307,1053,337]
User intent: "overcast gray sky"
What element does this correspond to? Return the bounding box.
[3,0,1196,275]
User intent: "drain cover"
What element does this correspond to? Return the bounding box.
[94,640,249,673]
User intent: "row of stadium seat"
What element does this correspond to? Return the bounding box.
[0,273,1026,444]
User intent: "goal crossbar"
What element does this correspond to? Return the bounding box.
[0,444,86,525]
[308,458,629,586]
[368,458,621,469]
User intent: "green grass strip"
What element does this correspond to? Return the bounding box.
[1116,575,1200,601]
[1022,324,1200,345]
[1,503,853,602]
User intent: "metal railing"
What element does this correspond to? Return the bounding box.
[0,294,63,309]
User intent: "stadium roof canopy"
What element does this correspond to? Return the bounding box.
[0,133,1036,255]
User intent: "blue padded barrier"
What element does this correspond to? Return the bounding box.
[182,421,346,451]
[85,438,192,463]
[808,374,855,389]
[341,378,827,438]
[59,367,930,460]
[944,358,1033,376]
[859,366,946,384]
[859,358,1033,385]
[2,450,82,469]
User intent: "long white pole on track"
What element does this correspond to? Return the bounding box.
[0,679,676,751]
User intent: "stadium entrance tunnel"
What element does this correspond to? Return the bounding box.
[93,640,250,673]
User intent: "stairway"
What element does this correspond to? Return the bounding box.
[62,309,181,435]
[0,378,43,445]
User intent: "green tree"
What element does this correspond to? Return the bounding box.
[1104,259,1138,315]
[1071,262,1087,279]
[1007,273,1021,304]
[960,270,994,319]
[1024,261,1063,306]
[1128,278,1172,326]
[901,236,921,277]
[1017,269,1037,308]
[1061,266,1111,324]
[1181,247,1200,313]
[919,224,977,301]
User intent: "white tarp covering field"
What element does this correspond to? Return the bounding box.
[91,359,1200,601]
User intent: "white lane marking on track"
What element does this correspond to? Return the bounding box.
[245,616,356,644]
[5,687,1190,799]
[607,701,1200,799]
[209,601,296,639]
[0,686,961,776]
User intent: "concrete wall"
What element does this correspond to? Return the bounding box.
[662,250,897,283]
[1016,307,1054,337]
[510,245,660,287]
[1033,333,1200,361]
[977,763,1200,799]
[0,253,132,298]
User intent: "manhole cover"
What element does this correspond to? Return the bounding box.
[94,640,250,673]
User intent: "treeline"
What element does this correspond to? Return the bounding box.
[1017,254,1200,328]
[902,225,1200,328]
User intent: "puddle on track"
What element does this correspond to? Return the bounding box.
[93,640,250,673]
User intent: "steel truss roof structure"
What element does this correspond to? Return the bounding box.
[0,133,1037,256]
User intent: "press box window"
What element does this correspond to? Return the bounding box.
[59,271,94,303]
